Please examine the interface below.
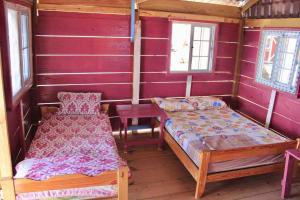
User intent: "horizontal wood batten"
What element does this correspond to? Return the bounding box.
[36,35,169,40]
[36,72,132,76]
[218,41,239,44]
[237,96,268,110]
[241,60,256,64]
[35,35,130,39]
[36,54,133,57]
[216,56,234,59]
[36,54,169,57]
[36,82,132,87]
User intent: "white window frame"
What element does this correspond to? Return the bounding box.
[170,21,216,73]
[5,2,33,107]
[256,30,300,94]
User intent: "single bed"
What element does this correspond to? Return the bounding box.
[154,97,299,199]
[13,93,128,200]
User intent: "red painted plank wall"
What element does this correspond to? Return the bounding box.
[237,28,300,139]
[35,11,239,109]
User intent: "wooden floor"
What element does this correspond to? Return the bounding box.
[117,133,300,200]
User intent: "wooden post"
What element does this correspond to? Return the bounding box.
[232,20,244,106]
[265,90,277,129]
[132,20,141,125]
[117,166,129,200]
[0,48,16,199]
[185,75,192,97]
[195,151,210,199]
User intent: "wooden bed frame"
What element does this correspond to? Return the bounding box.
[12,104,129,200]
[160,119,300,199]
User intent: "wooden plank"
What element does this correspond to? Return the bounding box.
[232,20,244,98]
[207,163,283,182]
[139,10,240,24]
[14,171,118,194]
[242,0,260,13]
[265,90,277,129]
[163,130,198,180]
[0,48,16,199]
[245,18,300,28]
[210,141,297,163]
[37,3,131,15]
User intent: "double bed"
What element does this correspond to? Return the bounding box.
[13,92,129,200]
[154,97,299,199]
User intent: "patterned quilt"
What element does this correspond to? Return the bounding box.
[165,107,289,172]
[15,113,126,200]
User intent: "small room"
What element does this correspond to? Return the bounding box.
[0,0,300,200]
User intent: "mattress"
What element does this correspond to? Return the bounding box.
[15,113,126,200]
[165,107,290,173]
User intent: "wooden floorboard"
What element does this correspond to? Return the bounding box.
[116,133,300,200]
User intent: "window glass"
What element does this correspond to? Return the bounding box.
[256,30,300,94]
[7,8,22,96]
[170,23,191,72]
[170,22,215,72]
[20,14,30,82]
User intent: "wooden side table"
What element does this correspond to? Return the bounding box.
[281,149,300,199]
[116,104,167,152]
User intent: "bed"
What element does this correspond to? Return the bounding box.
[13,92,129,200]
[153,96,300,199]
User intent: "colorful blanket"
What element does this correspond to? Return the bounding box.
[165,107,289,171]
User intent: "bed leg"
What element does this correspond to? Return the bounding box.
[195,151,210,199]
[1,178,16,200]
[118,166,129,200]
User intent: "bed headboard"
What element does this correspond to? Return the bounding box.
[40,103,110,118]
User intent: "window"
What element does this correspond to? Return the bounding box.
[256,30,300,94]
[5,2,32,104]
[170,22,216,72]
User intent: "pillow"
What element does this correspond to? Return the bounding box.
[57,92,102,115]
[187,96,227,110]
[152,97,196,112]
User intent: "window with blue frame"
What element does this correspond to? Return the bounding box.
[256,30,300,94]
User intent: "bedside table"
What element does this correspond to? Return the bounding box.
[116,104,167,152]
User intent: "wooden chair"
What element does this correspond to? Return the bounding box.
[281,149,300,199]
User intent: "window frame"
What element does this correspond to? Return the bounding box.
[4,1,33,109]
[168,21,217,74]
[256,29,300,94]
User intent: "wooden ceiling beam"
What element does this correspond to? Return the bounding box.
[245,18,300,28]
[139,0,241,19]
[241,0,259,13]
[140,10,240,23]
[37,3,131,15]
[38,0,131,8]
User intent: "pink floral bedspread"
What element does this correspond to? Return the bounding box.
[16,113,126,181]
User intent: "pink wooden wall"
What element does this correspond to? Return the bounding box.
[35,11,239,115]
[237,28,300,139]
